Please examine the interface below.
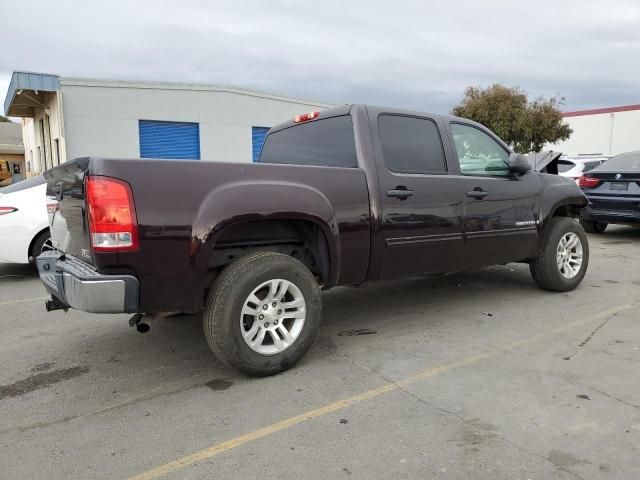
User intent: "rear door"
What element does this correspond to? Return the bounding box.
[372,112,465,279]
[447,122,540,267]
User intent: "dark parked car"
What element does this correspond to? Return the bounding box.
[36,104,589,375]
[578,151,640,233]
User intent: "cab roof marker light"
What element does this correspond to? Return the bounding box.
[294,111,320,123]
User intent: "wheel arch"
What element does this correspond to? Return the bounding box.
[191,180,341,285]
[539,180,588,226]
[27,227,50,260]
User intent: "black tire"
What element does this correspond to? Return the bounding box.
[203,252,322,376]
[529,217,589,292]
[29,229,52,261]
[579,218,607,234]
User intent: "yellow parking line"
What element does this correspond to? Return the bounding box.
[129,302,635,480]
[0,296,47,308]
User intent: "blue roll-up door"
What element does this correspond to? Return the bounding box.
[139,120,200,160]
[252,127,270,162]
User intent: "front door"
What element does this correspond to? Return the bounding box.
[448,122,540,268]
[373,113,465,280]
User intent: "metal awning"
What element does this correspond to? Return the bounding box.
[3,71,60,117]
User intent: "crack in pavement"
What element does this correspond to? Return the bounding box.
[0,373,227,436]
[393,383,588,480]
[330,328,599,480]
[590,386,640,410]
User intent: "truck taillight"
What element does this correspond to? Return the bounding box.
[294,111,319,123]
[0,207,18,216]
[86,176,139,252]
[578,175,601,189]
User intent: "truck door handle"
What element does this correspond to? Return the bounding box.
[466,189,488,199]
[386,188,414,200]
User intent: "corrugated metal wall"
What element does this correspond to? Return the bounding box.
[139,120,200,160]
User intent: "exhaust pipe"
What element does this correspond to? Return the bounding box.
[128,313,150,333]
[128,311,179,333]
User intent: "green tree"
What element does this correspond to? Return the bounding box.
[0,115,13,122]
[452,84,572,153]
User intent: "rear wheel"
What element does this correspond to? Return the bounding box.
[579,218,607,233]
[530,217,589,292]
[29,229,52,261]
[203,252,322,376]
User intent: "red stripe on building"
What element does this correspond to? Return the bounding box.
[563,104,640,117]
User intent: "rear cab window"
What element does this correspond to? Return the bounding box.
[377,114,447,174]
[258,115,357,168]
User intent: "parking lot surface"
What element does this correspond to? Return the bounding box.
[1,226,639,479]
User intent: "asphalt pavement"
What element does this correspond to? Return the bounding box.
[1,225,639,479]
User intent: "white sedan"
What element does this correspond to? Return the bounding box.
[0,176,52,264]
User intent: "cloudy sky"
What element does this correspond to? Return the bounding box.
[1,0,639,114]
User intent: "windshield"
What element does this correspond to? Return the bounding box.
[557,160,575,173]
[582,161,602,173]
[0,175,45,194]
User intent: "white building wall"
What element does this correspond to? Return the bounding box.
[59,81,336,163]
[610,110,640,155]
[21,117,36,174]
[550,109,640,156]
[21,92,65,175]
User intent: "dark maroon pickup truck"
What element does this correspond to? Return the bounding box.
[37,104,589,375]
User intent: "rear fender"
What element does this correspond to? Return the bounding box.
[191,180,340,283]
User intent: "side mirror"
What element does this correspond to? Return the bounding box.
[508,153,531,175]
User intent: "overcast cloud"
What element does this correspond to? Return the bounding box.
[1,0,639,114]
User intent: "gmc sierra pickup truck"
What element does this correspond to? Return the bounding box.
[37,104,589,376]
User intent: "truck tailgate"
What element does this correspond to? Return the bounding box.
[44,158,93,264]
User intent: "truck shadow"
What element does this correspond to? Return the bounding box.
[0,262,37,277]
[0,261,580,431]
[590,224,640,243]
[52,262,539,383]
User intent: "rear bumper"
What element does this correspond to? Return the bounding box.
[581,194,640,225]
[581,206,640,225]
[36,250,139,313]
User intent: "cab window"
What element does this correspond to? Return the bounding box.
[378,115,446,174]
[451,123,510,176]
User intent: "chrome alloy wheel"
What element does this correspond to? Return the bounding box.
[556,232,583,279]
[240,279,306,355]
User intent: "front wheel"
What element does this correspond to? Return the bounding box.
[579,218,607,234]
[203,252,322,376]
[529,217,589,292]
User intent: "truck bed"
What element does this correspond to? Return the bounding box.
[44,157,371,312]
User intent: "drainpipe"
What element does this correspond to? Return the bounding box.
[608,113,614,155]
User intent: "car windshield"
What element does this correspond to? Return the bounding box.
[594,151,640,171]
[582,161,602,173]
[0,175,45,193]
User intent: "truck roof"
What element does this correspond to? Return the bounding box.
[268,104,483,134]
